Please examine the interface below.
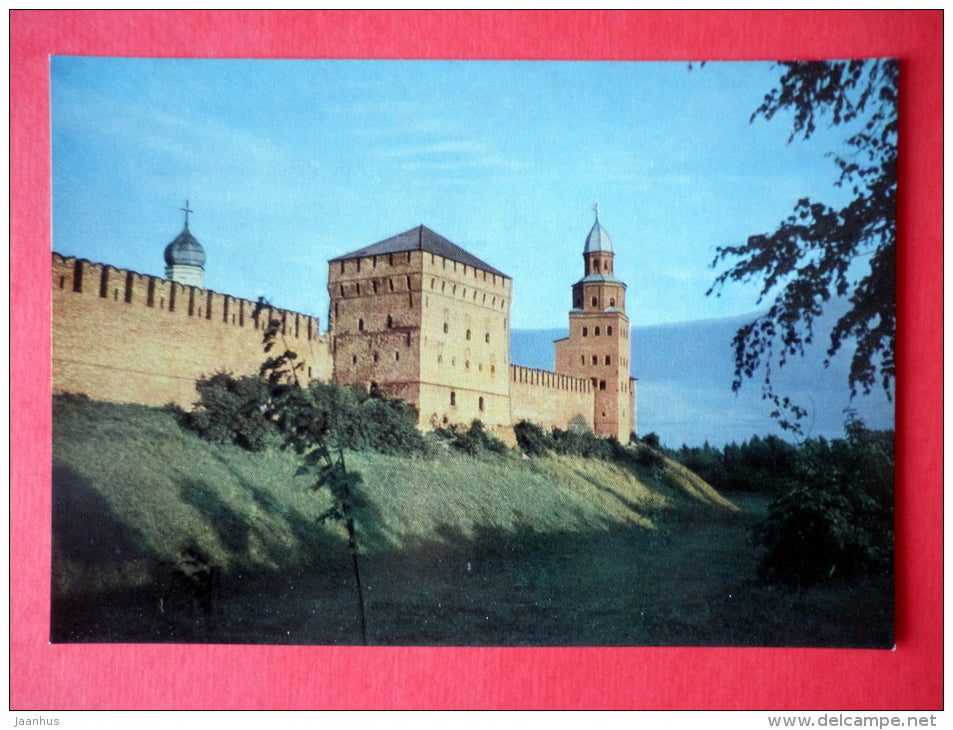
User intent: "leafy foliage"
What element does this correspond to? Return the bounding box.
[672,434,801,494]
[187,373,278,451]
[437,419,508,457]
[513,420,554,456]
[708,60,897,433]
[514,420,665,472]
[307,382,428,456]
[753,418,894,587]
[251,298,369,642]
[188,375,427,457]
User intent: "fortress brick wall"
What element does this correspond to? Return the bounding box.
[509,364,595,433]
[53,216,638,442]
[52,253,331,408]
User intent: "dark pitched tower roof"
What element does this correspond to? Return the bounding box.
[330,225,509,279]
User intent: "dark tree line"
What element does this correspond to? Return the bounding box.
[666,419,893,587]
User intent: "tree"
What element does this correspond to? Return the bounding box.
[252,298,369,644]
[708,60,897,432]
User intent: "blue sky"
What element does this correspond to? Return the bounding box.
[51,58,856,330]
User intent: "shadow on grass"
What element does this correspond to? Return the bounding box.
[51,463,159,642]
[50,468,893,648]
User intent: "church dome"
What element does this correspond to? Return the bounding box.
[583,208,613,254]
[164,227,206,268]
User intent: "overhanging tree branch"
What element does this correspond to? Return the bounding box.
[708,59,897,433]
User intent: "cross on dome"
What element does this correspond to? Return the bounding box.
[180,200,194,228]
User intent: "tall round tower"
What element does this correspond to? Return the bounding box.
[163,201,205,288]
[554,205,637,440]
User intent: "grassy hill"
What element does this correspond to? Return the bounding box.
[51,396,891,647]
[52,395,732,595]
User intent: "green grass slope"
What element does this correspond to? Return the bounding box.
[52,397,895,648]
[52,395,734,598]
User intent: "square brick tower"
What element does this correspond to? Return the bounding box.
[327,225,513,433]
[554,209,637,440]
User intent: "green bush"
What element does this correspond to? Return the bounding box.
[513,420,554,456]
[438,419,508,457]
[550,426,614,459]
[187,373,279,451]
[188,374,428,457]
[753,419,894,587]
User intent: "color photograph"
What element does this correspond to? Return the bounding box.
[50,57,895,648]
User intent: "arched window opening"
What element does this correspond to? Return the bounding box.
[592,356,598,365]
[609,297,616,307]
[599,380,606,391]
[443,322,449,334]
[485,332,490,343]
[358,318,364,331]
[582,327,588,337]
[466,329,471,340]
[479,397,485,412]
[387,315,393,328]
[450,391,456,406]
[607,326,613,335]
[595,326,600,336]
[351,355,357,364]
[373,352,379,363]
[605,355,611,365]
